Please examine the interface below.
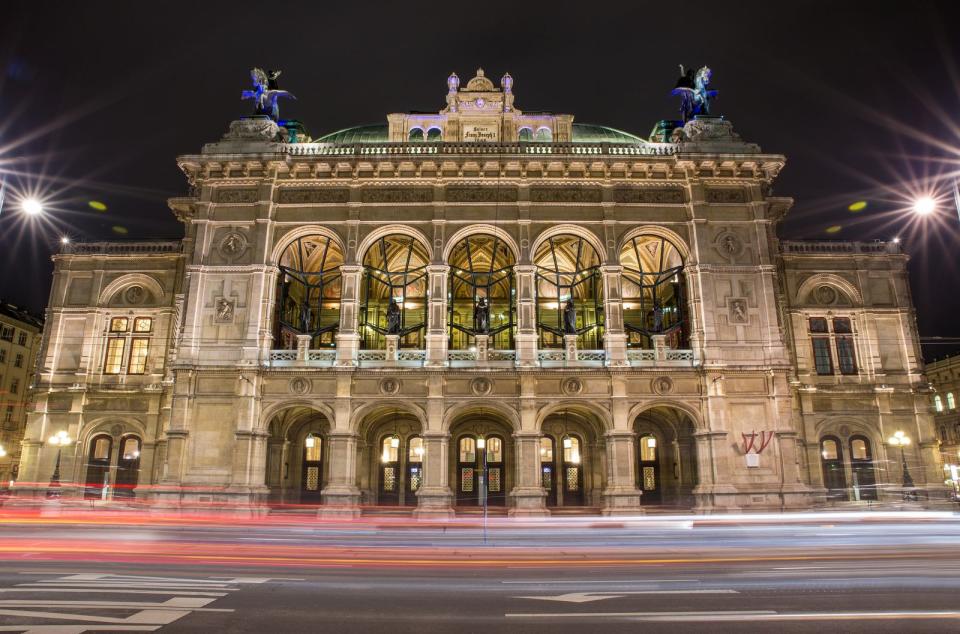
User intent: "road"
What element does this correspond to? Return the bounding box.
[0,510,958,632]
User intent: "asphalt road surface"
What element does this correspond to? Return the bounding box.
[0,510,959,633]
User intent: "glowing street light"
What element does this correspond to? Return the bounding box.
[887,430,916,501]
[21,198,44,216]
[46,430,72,499]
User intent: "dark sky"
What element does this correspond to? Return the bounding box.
[2,1,959,359]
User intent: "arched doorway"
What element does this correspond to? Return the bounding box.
[358,411,423,507]
[82,431,144,500]
[633,406,699,508]
[114,435,142,499]
[849,435,878,502]
[819,436,847,501]
[540,408,605,509]
[449,414,514,509]
[265,406,331,505]
[84,435,113,500]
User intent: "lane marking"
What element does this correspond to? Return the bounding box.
[0,588,228,597]
[515,589,738,603]
[502,579,691,584]
[505,610,960,621]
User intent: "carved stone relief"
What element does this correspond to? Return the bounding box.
[470,377,493,396]
[361,188,433,203]
[215,188,259,204]
[814,285,837,305]
[561,377,583,395]
[218,231,249,262]
[714,230,744,262]
[651,376,674,395]
[613,188,685,204]
[124,286,145,305]
[289,377,311,395]
[214,297,235,323]
[379,378,401,395]
[529,187,601,203]
[728,298,749,324]
[446,187,518,203]
[706,188,747,204]
[277,188,350,204]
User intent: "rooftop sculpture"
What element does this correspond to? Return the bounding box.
[671,65,718,123]
[241,68,295,121]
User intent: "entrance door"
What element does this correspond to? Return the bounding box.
[849,436,877,502]
[114,436,141,499]
[406,436,424,502]
[456,436,478,506]
[301,433,323,504]
[84,435,113,500]
[485,436,505,507]
[820,437,847,501]
[561,435,584,506]
[638,434,662,505]
[540,437,557,507]
[379,435,401,505]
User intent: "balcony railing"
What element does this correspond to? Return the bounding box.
[284,140,677,159]
[627,348,696,367]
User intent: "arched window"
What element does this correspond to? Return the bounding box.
[534,127,552,142]
[408,128,424,141]
[276,235,343,349]
[361,235,429,349]
[949,392,956,410]
[407,436,424,494]
[935,395,944,412]
[561,435,584,505]
[819,436,847,501]
[448,234,515,350]
[534,234,603,349]
[426,127,442,142]
[115,434,142,499]
[84,434,113,500]
[518,127,533,142]
[638,434,660,503]
[620,235,687,349]
[849,435,877,501]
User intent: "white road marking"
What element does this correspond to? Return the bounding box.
[514,589,738,603]
[505,610,960,621]
[0,589,228,597]
[502,579,691,584]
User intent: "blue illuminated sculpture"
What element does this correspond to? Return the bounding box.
[241,68,295,121]
[671,65,718,123]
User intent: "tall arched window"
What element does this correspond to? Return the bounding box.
[949,392,956,410]
[448,234,515,350]
[276,235,343,349]
[408,128,424,141]
[426,127,442,142]
[84,434,113,500]
[534,127,552,142]
[935,395,944,412]
[361,235,429,349]
[534,234,603,349]
[620,235,687,349]
[114,435,142,499]
[849,435,877,501]
[820,436,847,501]
[518,127,533,142]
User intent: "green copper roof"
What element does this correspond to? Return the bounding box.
[314,123,643,144]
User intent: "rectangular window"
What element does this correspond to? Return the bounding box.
[809,317,829,334]
[104,338,126,374]
[836,336,857,374]
[109,317,129,332]
[133,317,153,333]
[9,378,18,394]
[0,326,12,342]
[4,406,12,422]
[832,317,852,334]
[812,337,833,375]
[17,332,27,346]
[0,349,6,363]
[127,338,149,374]
[14,353,23,368]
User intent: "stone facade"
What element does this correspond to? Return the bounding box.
[924,355,960,497]
[15,70,948,514]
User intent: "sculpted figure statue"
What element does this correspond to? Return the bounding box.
[299,299,312,333]
[563,299,577,335]
[652,301,664,333]
[386,299,402,335]
[474,296,490,334]
[241,68,296,121]
[671,65,718,123]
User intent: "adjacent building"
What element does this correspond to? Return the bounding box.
[924,354,960,497]
[14,69,948,514]
[0,301,43,485]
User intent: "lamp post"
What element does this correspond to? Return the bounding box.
[477,436,488,544]
[46,430,72,499]
[887,430,916,501]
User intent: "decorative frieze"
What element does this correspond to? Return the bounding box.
[530,187,601,203]
[215,188,259,204]
[445,187,518,203]
[361,187,433,203]
[705,188,747,204]
[613,188,685,204]
[277,188,350,204]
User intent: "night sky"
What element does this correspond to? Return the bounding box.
[2,1,959,359]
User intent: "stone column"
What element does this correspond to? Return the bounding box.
[602,431,643,515]
[414,431,454,518]
[692,430,740,513]
[514,265,538,367]
[601,265,628,366]
[335,265,363,366]
[475,334,490,362]
[425,265,449,367]
[564,334,578,362]
[321,431,361,518]
[226,429,270,512]
[508,431,548,516]
[652,334,668,362]
[384,335,399,362]
[295,334,311,363]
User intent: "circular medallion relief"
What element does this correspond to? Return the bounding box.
[651,376,674,395]
[815,285,837,305]
[562,377,583,395]
[379,378,400,395]
[124,285,145,305]
[289,377,311,395]
[470,377,493,396]
[839,424,851,438]
[110,424,123,437]
[219,232,248,260]
[716,232,743,257]
[475,97,485,108]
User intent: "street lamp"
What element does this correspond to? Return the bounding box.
[21,198,44,216]
[46,430,72,499]
[476,436,488,543]
[887,430,916,501]
[912,197,936,216]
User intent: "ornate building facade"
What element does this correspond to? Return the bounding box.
[924,354,960,498]
[0,302,43,486]
[15,70,947,515]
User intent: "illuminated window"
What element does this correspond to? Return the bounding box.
[534,234,603,349]
[486,437,502,463]
[620,235,686,350]
[447,234,515,351]
[935,395,944,412]
[408,127,424,142]
[459,437,476,463]
[91,436,111,461]
[820,438,839,460]
[640,435,657,462]
[563,436,581,464]
[304,434,321,462]
[133,317,153,333]
[104,338,126,374]
[109,317,129,332]
[539,437,553,461]
[381,436,399,463]
[120,436,141,461]
[850,438,868,460]
[276,235,343,350]
[949,393,957,410]
[408,436,424,463]
[518,127,533,142]
[127,338,149,374]
[4,406,12,422]
[360,235,428,350]
[426,127,442,142]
